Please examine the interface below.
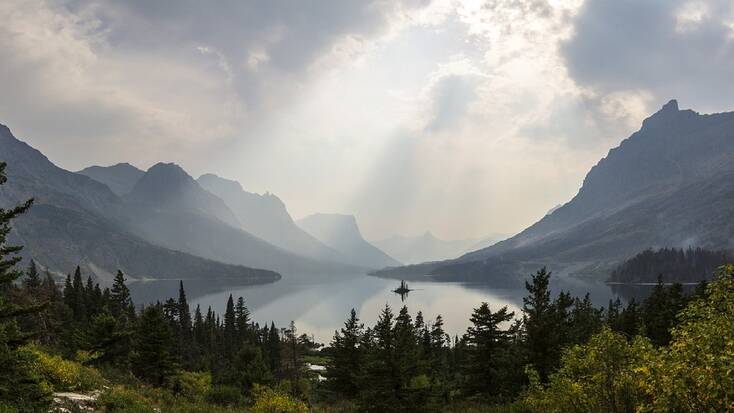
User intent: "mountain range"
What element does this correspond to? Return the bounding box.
[0,126,400,281]
[0,124,279,284]
[0,125,401,283]
[297,213,400,268]
[374,100,734,283]
[79,162,394,271]
[372,232,505,265]
[196,174,345,263]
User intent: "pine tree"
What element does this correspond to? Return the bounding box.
[110,270,134,322]
[63,273,74,314]
[325,308,364,398]
[193,305,205,346]
[283,320,301,393]
[0,161,49,410]
[522,267,559,381]
[42,271,58,302]
[81,309,132,365]
[267,321,281,377]
[21,260,41,293]
[224,294,236,354]
[428,315,451,405]
[394,307,416,377]
[132,305,177,385]
[568,293,603,344]
[178,281,192,335]
[70,266,86,322]
[177,281,193,367]
[642,277,687,346]
[462,303,517,401]
[359,304,399,412]
[235,296,251,340]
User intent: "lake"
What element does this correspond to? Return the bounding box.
[129,273,649,344]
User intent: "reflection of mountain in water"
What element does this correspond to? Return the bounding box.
[130,273,643,344]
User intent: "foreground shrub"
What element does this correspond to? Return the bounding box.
[173,371,212,401]
[98,385,156,413]
[205,384,244,406]
[250,385,308,413]
[523,327,650,413]
[25,344,105,392]
[637,268,734,412]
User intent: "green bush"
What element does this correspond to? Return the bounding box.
[24,344,106,392]
[250,385,308,413]
[173,371,212,401]
[98,385,157,413]
[205,385,244,406]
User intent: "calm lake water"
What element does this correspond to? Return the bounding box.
[129,273,649,344]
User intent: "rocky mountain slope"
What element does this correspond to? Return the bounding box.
[0,124,279,284]
[374,100,734,282]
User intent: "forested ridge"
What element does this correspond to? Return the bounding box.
[609,247,732,283]
[1,161,734,412]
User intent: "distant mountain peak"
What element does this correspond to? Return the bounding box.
[641,99,693,131]
[421,231,436,240]
[147,162,189,177]
[662,99,679,112]
[78,162,145,196]
[130,162,195,198]
[297,213,400,268]
[199,173,243,192]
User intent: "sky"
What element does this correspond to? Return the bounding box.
[1,0,733,241]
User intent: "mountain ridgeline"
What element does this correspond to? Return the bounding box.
[297,213,401,268]
[0,123,404,282]
[197,174,347,263]
[77,163,144,196]
[372,231,505,265]
[374,100,734,282]
[0,124,279,284]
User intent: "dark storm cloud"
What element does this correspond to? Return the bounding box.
[562,0,734,111]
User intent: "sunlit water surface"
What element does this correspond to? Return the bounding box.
[129,273,646,344]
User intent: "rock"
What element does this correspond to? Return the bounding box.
[50,391,99,412]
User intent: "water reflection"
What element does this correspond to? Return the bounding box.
[129,274,642,344]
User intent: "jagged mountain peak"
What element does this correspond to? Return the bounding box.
[640,99,700,131]
[197,174,352,263]
[77,163,145,196]
[297,213,400,269]
[128,162,240,228]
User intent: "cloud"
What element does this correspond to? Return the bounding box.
[562,0,734,112]
[0,0,431,170]
[2,0,728,241]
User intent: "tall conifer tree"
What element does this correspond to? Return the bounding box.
[0,161,49,409]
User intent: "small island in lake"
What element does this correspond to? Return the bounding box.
[393,280,413,301]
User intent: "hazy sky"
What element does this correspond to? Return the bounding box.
[1,0,733,240]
